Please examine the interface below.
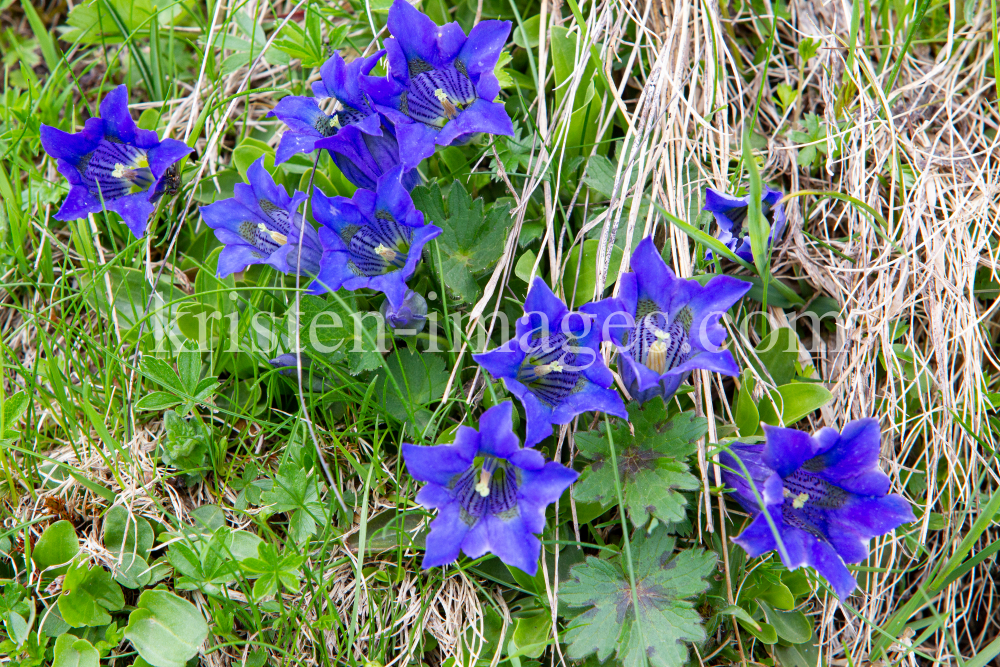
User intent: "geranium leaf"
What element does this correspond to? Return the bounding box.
[561,527,716,667]
[573,403,706,527]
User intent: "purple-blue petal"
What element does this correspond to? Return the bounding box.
[762,425,820,478]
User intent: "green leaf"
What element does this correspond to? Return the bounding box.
[232,137,275,181]
[1,390,29,439]
[124,590,208,667]
[134,392,182,411]
[774,639,822,667]
[507,611,550,659]
[52,635,99,667]
[103,506,154,560]
[758,383,834,426]
[562,239,623,308]
[58,559,125,627]
[754,582,795,610]
[583,155,618,199]
[160,411,211,477]
[759,601,812,644]
[755,327,800,385]
[514,249,537,283]
[735,372,759,437]
[411,181,511,304]
[739,619,778,644]
[562,527,716,667]
[574,404,706,527]
[260,461,327,543]
[102,506,155,589]
[240,542,304,600]
[31,520,79,575]
[494,50,514,88]
[375,349,450,429]
[140,357,184,393]
[743,131,770,288]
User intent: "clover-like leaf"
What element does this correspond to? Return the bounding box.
[573,404,706,527]
[561,527,716,667]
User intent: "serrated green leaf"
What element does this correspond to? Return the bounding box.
[574,404,706,527]
[375,349,450,429]
[562,527,716,667]
[411,181,511,304]
[261,461,327,543]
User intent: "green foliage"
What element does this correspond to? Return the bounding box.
[31,520,79,576]
[51,634,99,667]
[136,345,219,413]
[240,542,305,600]
[271,7,346,67]
[574,404,705,528]
[58,559,125,628]
[160,411,212,480]
[375,348,450,429]
[102,506,155,589]
[260,460,327,543]
[411,181,511,304]
[124,590,208,667]
[167,526,261,594]
[561,528,715,667]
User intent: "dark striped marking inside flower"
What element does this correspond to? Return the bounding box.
[452,457,521,526]
[81,136,154,201]
[724,200,776,239]
[343,210,412,277]
[400,58,476,128]
[779,470,849,541]
[516,332,588,407]
[628,300,693,374]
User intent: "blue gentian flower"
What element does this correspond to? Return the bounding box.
[720,420,915,598]
[402,401,578,574]
[39,84,193,238]
[704,186,787,262]
[381,289,428,334]
[199,156,323,282]
[312,166,440,308]
[474,278,627,448]
[361,0,514,171]
[584,237,751,404]
[268,51,420,191]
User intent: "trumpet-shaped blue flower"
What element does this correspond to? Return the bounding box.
[474,278,627,448]
[381,289,428,334]
[402,401,578,574]
[704,186,787,262]
[720,420,915,599]
[199,156,323,282]
[312,166,440,307]
[361,0,514,171]
[39,85,193,238]
[585,238,750,404]
[268,50,419,191]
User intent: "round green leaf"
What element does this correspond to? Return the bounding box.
[759,601,813,644]
[31,520,80,576]
[52,634,99,667]
[125,590,209,667]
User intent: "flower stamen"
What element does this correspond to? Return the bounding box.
[534,360,565,377]
[434,88,459,119]
[792,492,810,509]
[258,223,288,245]
[374,243,399,262]
[474,467,491,497]
[646,340,668,374]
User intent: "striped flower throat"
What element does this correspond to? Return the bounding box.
[516,332,587,407]
[342,210,412,277]
[83,138,154,199]
[779,465,849,541]
[453,457,520,526]
[631,302,694,375]
[725,200,777,240]
[400,59,476,128]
